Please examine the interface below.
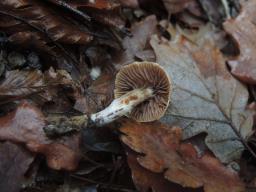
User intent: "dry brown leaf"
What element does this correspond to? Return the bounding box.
[113,15,157,68]
[121,121,245,192]
[118,0,139,8]
[151,25,253,163]
[127,148,202,192]
[0,70,43,103]
[224,0,256,84]
[163,0,197,14]
[8,31,55,57]
[0,68,74,104]
[89,9,125,30]
[66,0,125,30]
[0,0,93,44]
[0,142,34,192]
[27,142,80,171]
[0,101,80,170]
[70,0,120,10]
[74,73,115,114]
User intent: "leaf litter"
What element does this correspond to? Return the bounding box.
[0,0,256,192]
[151,24,253,163]
[121,121,245,192]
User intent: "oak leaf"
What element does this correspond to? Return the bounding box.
[150,26,253,163]
[126,148,202,192]
[224,0,256,84]
[121,121,245,192]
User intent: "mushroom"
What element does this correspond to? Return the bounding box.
[90,61,172,126]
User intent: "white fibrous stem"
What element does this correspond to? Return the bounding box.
[90,88,153,126]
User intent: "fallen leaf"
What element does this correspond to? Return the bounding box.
[0,101,80,170]
[0,0,93,44]
[27,142,80,171]
[70,0,119,10]
[0,142,34,192]
[0,70,43,103]
[74,73,115,114]
[119,0,139,8]
[224,1,256,84]
[198,0,226,25]
[121,121,245,192]
[88,9,125,30]
[163,0,197,14]
[126,148,202,192]
[150,25,253,163]
[8,32,55,57]
[113,15,158,68]
[0,68,74,104]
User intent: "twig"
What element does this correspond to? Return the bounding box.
[45,0,91,21]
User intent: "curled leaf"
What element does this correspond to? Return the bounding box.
[224,0,256,84]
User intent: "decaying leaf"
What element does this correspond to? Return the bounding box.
[8,31,55,57]
[150,25,253,163]
[70,0,120,10]
[224,0,256,84]
[27,142,80,171]
[121,121,245,192]
[113,15,157,68]
[0,101,80,170]
[0,0,93,44]
[0,68,74,104]
[127,148,202,192]
[198,0,226,25]
[163,0,197,14]
[0,142,34,192]
[74,73,115,114]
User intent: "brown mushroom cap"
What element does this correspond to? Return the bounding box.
[114,62,171,122]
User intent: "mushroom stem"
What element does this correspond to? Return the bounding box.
[90,88,153,126]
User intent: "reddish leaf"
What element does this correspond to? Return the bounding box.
[163,0,197,14]
[0,101,80,171]
[0,142,34,192]
[224,1,256,84]
[127,149,202,192]
[27,142,80,171]
[71,0,120,10]
[121,121,245,192]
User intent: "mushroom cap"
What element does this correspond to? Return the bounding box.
[114,62,171,122]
